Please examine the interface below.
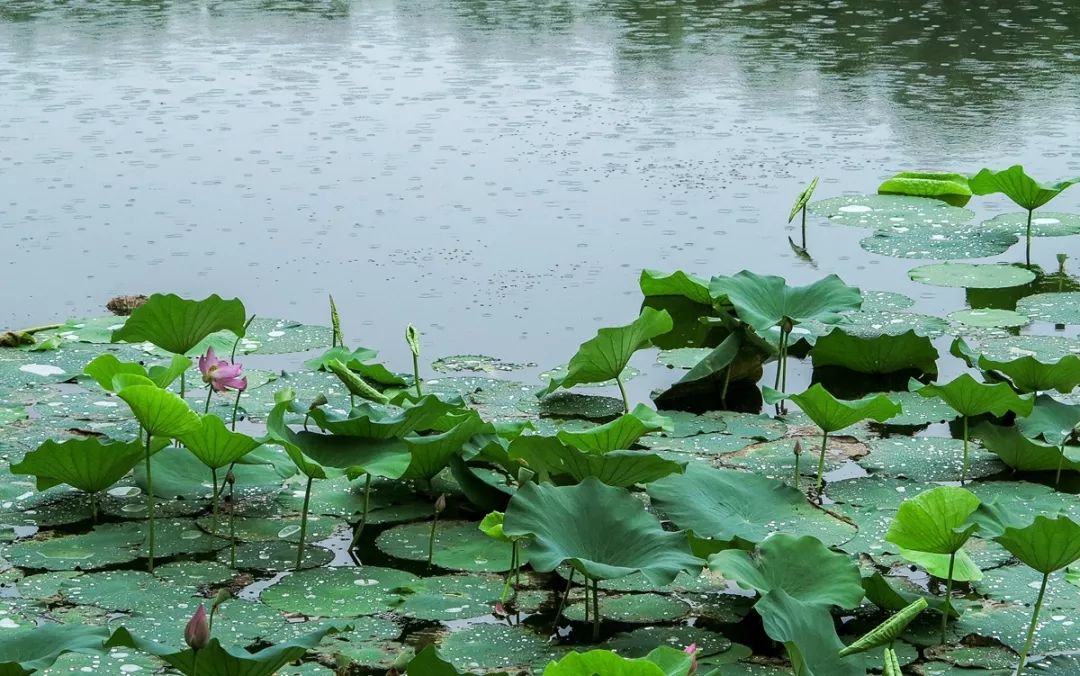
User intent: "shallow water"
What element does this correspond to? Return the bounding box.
[4,0,1080,378]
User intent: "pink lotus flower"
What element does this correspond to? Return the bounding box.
[185,604,211,650]
[684,643,697,675]
[198,347,247,393]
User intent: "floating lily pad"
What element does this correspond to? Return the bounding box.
[985,211,1080,237]
[222,541,334,572]
[860,225,1019,260]
[861,437,1004,482]
[196,515,342,543]
[2,524,143,570]
[435,623,561,673]
[881,391,960,426]
[153,560,236,588]
[909,263,1035,289]
[841,311,948,339]
[637,432,752,456]
[605,625,732,659]
[860,291,915,312]
[809,195,973,228]
[657,348,713,369]
[564,592,690,623]
[376,520,513,573]
[431,355,531,373]
[1017,291,1080,325]
[948,309,1030,328]
[261,566,418,617]
[395,574,503,621]
[535,392,625,420]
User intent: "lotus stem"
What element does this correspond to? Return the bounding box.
[721,366,731,408]
[591,577,600,642]
[815,432,829,497]
[1015,571,1049,675]
[180,371,186,399]
[144,434,156,572]
[500,542,517,602]
[793,443,801,491]
[553,568,574,634]
[427,508,440,569]
[210,469,219,535]
[801,206,807,248]
[227,476,236,568]
[1025,209,1033,268]
[90,492,98,524]
[1055,448,1065,487]
[295,475,313,571]
[961,416,969,485]
[940,551,956,643]
[203,387,213,415]
[230,315,256,363]
[412,351,423,398]
[349,474,373,550]
[230,389,242,431]
[615,374,630,413]
[192,651,199,676]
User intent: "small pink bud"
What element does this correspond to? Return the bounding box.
[434,494,447,514]
[793,440,802,456]
[684,643,698,674]
[184,604,211,651]
[493,601,508,618]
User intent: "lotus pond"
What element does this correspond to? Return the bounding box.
[1,170,1080,675]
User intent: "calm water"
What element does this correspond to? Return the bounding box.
[3,0,1080,375]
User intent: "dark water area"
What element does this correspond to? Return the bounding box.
[3,0,1080,385]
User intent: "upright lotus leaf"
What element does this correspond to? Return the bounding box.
[539,308,673,410]
[307,395,459,439]
[969,165,1080,264]
[0,624,114,675]
[974,421,1080,476]
[811,328,939,375]
[992,515,1080,674]
[105,624,339,676]
[404,645,501,676]
[981,354,1080,395]
[789,176,820,222]
[766,384,900,492]
[542,646,694,676]
[503,478,703,585]
[648,464,851,546]
[708,534,864,609]
[9,437,166,521]
[639,269,712,306]
[1017,395,1080,446]
[179,414,261,470]
[886,486,982,640]
[878,171,972,207]
[83,354,149,392]
[555,404,673,453]
[509,435,685,487]
[400,410,488,480]
[709,271,863,333]
[912,374,1034,483]
[755,589,866,676]
[305,347,405,386]
[110,293,247,356]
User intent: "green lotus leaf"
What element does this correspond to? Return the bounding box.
[995,515,1080,574]
[656,347,712,369]
[886,486,981,556]
[106,624,339,676]
[10,436,165,493]
[859,224,1019,260]
[0,624,114,675]
[709,534,864,609]
[908,262,1034,289]
[307,395,460,440]
[969,165,1079,211]
[755,589,866,676]
[768,384,901,433]
[555,404,672,452]
[179,414,261,470]
[503,478,702,585]
[955,337,1080,394]
[117,384,201,438]
[709,270,862,333]
[400,410,488,480]
[948,308,1029,329]
[891,547,983,582]
[985,211,1080,237]
[648,464,850,546]
[540,308,673,397]
[974,422,1080,474]
[508,436,685,487]
[404,645,506,676]
[811,328,938,375]
[542,646,693,676]
[670,332,747,387]
[809,194,972,228]
[1016,291,1080,325]
[639,269,712,305]
[563,593,690,624]
[376,520,513,572]
[110,293,247,356]
[878,171,972,207]
[264,399,341,480]
[478,511,507,541]
[1017,395,1080,445]
[83,354,149,392]
[789,176,820,221]
[912,373,1033,418]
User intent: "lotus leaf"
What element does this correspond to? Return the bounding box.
[639,269,712,305]
[811,328,938,374]
[503,478,702,585]
[948,308,1029,328]
[1017,395,1080,444]
[0,624,114,675]
[9,437,161,495]
[985,211,1080,237]
[908,262,1034,289]
[709,270,862,332]
[542,646,694,676]
[755,589,866,676]
[975,422,1080,474]
[878,171,972,207]
[375,520,513,572]
[1016,291,1080,325]
[809,194,973,228]
[110,293,247,356]
[859,224,1019,260]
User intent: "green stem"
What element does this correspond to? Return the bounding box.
[427,510,439,569]
[90,492,98,524]
[780,332,790,405]
[961,416,969,485]
[615,374,630,413]
[941,551,956,643]
[773,330,786,391]
[721,366,732,408]
[192,650,199,676]
[793,446,801,491]
[1055,447,1065,487]
[553,568,574,633]
[816,432,829,496]
[412,352,423,398]
[210,469,219,535]
[228,481,236,568]
[801,206,807,248]
[1026,209,1033,268]
[1015,571,1049,675]
[295,476,313,571]
[203,387,213,415]
[180,371,186,399]
[230,389,242,431]
[144,434,156,572]
[349,474,373,549]
[501,542,517,602]
[591,577,600,642]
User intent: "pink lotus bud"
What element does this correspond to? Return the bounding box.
[493,601,508,618]
[684,643,698,674]
[184,604,210,650]
[434,494,447,514]
[793,440,802,456]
